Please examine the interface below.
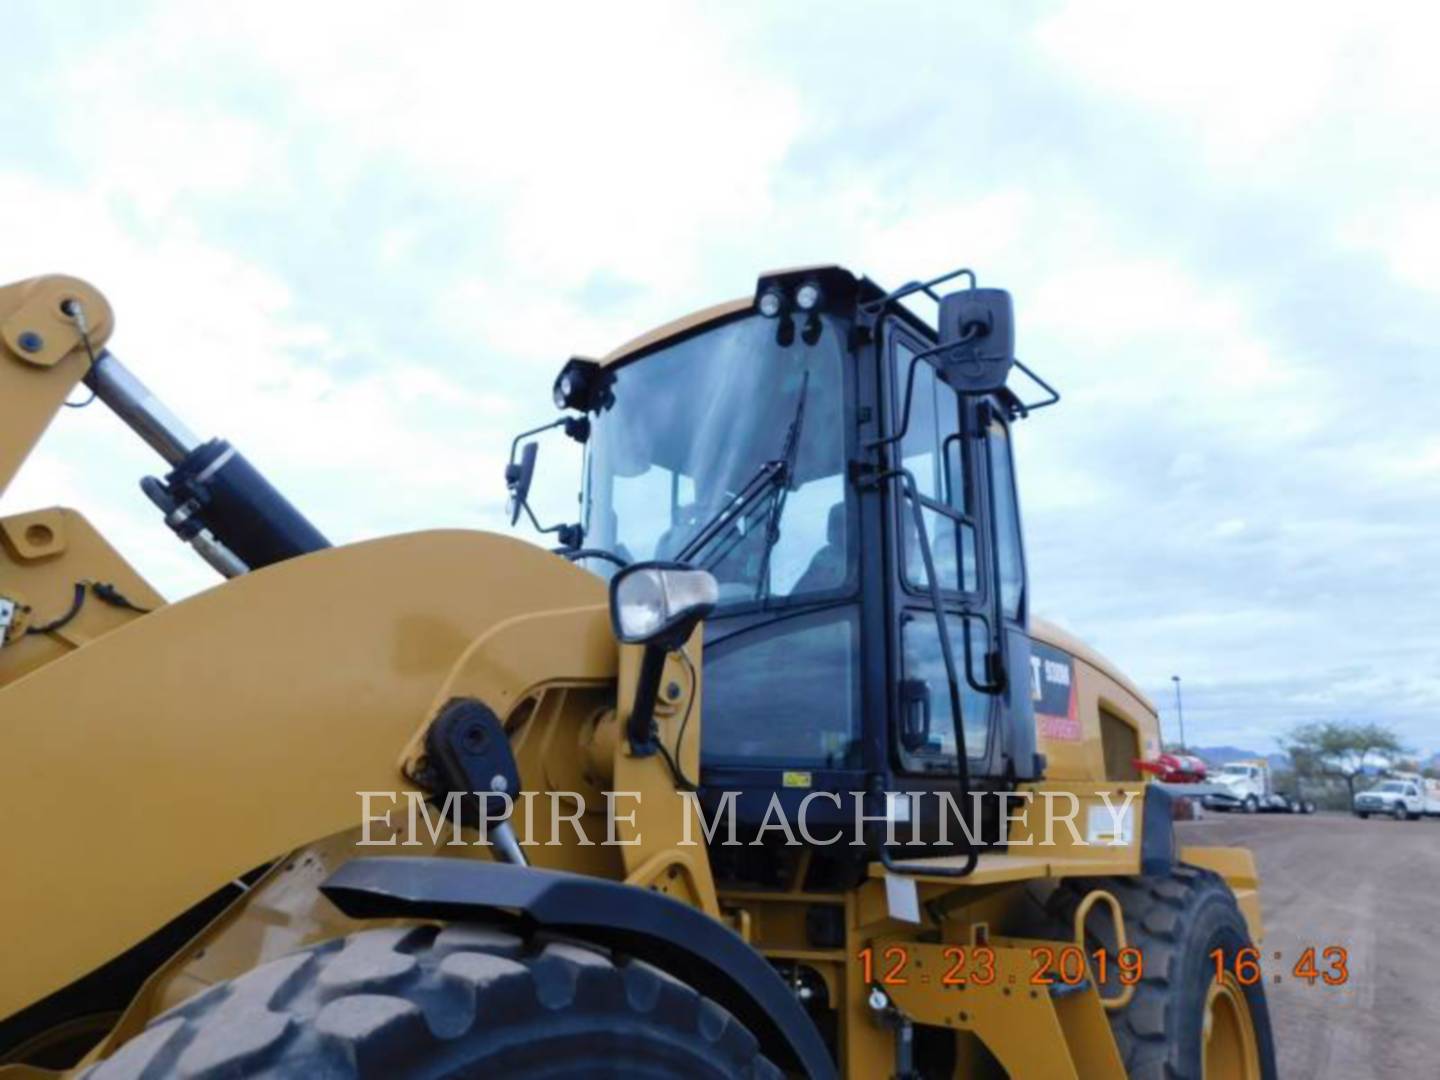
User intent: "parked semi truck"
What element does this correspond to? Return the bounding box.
[1203,759,1316,814]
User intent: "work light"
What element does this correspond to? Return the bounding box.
[795,281,822,311]
[552,357,599,411]
[609,562,718,648]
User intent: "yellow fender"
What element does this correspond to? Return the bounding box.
[0,529,604,1015]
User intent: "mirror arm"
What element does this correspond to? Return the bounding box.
[866,350,926,452]
[516,497,583,548]
[509,418,566,466]
[1007,358,1061,418]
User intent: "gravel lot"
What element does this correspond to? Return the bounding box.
[1178,812,1440,1079]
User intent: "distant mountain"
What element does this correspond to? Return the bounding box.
[1189,746,1291,770]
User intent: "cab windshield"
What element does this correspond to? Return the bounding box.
[580,314,851,608]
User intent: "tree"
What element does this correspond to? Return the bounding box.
[1282,721,1407,801]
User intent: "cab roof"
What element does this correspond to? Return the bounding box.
[597,264,888,369]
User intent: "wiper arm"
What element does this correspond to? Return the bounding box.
[674,459,787,565]
[673,370,810,578]
[754,371,810,601]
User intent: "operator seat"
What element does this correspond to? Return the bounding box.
[791,503,847,594]
[654,507,700,563]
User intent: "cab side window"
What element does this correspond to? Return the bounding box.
[986,419,1025,621]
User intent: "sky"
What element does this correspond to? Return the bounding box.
[2,1,1437,756]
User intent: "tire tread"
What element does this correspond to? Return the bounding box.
[83,923,777,1079]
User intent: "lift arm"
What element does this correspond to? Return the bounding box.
[0,275,116,497]
[0,274,329,578]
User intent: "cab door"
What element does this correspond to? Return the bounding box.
[886,325,1027,781]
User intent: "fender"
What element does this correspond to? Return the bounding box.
[323,856,838,1080]
[0,529,609,1018]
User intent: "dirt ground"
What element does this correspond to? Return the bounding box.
[1177,812,1439,1079]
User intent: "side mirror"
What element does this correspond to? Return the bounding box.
[505,441,538,526]
[899,677,932,752]
[935,287,1014,394]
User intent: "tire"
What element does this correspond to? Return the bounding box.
[1304,802,1317,815]
[1356,812,1369,819]
[79,924,781,1079]
[1242,796,1259,814]
[1048,865,1277,1080]
[1392,803,1407,821]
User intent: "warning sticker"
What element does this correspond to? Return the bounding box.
[1031,642,1081,743]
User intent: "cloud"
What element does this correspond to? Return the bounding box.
[3,0,1436,757]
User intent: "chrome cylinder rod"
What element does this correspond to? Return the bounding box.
[83,350,199,466]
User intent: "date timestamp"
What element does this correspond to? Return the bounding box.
[859,944,1350,988]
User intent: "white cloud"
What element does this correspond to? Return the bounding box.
[1342,196,1440,299]
[1036,3,1355,165]
[3,0,1437,755]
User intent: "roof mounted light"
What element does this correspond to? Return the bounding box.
[552,357,600,411]
[795,280,823,312]
[757,287,785,318]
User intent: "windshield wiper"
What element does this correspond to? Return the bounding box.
[753,371,809,601]
[673,459,786,566]
[674,370,810,576]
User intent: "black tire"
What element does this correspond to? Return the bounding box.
[1356,811,1369,819]
[1304,802,1317,815]
[1392,803,1407,821]
[1048,865,1277,1080]
[1242,796,1258,814]
[79,924,781,1079]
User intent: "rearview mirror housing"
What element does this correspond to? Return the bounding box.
[505,441,538,526]
[934,287,1014,395]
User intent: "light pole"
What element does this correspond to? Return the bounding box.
[1171,675,1186,751]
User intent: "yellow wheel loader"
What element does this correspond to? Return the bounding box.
[0,266,1275,1078]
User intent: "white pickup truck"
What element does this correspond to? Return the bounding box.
[1353,774,1439,820]
[1202,759,1316,814]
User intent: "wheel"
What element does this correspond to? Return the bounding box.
[1392,803,1407,821]
[1242,795,1259,814]
[1048,866,1277,1080]
[79,924,781,1079]
[1304,802,1317,815]
[1356,812,1369,819]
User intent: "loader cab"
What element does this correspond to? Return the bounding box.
[554,266,1049,842]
